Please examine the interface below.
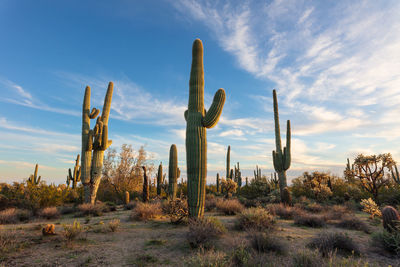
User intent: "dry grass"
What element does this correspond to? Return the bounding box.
[0,227,17,256]
[0,208,18,224]
[77,203,104,217]
[304,203,325,213]
[308,231,360,257]
[216,198,244,215]
[62,220,83,242]
[294,213,326,228]
[205,194,218,211]
[186,217,226,249]
[38,207,60,220]
[236,207,275,231]
[107,219,120,232]
[130,202,162,221]
[267,203,303,220]
[250,231,288,255]
[336,215,371,233]
[162,198,188,224]
[323,205,352,220]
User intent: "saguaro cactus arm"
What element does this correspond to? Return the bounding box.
[202,89,225,128]
[391,165,400,184]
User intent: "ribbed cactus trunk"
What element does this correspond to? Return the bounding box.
[226,145,231,179]
[216,173,220,193]
[185,39,226,218]
[272,89,291,202]
[142,166,149,202]
[157,163,163,196]
[28,164,41,185]
[125,191,130,205]
[81,83,113,204]
[168,145,179,200]
[67,154,81,189]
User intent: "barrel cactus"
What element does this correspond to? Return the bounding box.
[185,39,226,218]
[382,206,400,232]
[28,164,41,186]
[142,166,149,202]
[272,89,291,202]
[168,144,179,200]
[67,154,81,189]
[81,83,113,203]
[157,163,163,196]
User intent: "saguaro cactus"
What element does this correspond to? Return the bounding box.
[28,164,41,186]
[142,166,149,202]
[391,165,400,185]
[169,144,180,200]
[125,191,130,205]
[81,83,113,203]
[254,165,261,180]
[157,163,163,196]
[216,173,220,193]
[185,39,226,218]
[67,154,81,189]
[272,89,291,202]
[226,145,231,179]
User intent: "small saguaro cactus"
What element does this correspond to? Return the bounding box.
[142,166,149,202]
[125,191,130,205]
[254,165,261,180]
[81,82,113,203]
[28,164,41,186]
[67,154,81,189]
[216,173,220,193]
[168,144,180,200]
[226,145,231,179]
[157,162,163,196]
[382,206,400,232]
[245,177,248,186]
[391,165,400,185]
[272,89,291,202]
[185,39,226,218]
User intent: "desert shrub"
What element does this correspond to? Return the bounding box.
[360,198,381,218]
[107,219,120,232]
[124,201,136,210]
[308,231,360,257]
[130,202,162,221]
[59,206,76,215]
[216,198,244,215]
[162,198,188,224]
[371,229,400,256]
[0,228,17,256]
[205,194,218,211]
[16,209,32,222]
[250,232,287,255]
[323,205,351,220]
[267,203,303,220]
[231,244,251,266]
[77,203,104,217]
[185,249,228,266]
[336,216,371,233]
[239,178,272,200]
[294,213,326,228]
[62,220,82,242]
[304,203,324,213]
[292,249,322,267]
[186,217,226,249]
[0,208,30,224]
[104,201,117,212]
[237,207,275,231]
[38,207,60,219]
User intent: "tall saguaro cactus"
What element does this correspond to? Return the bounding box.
[226,145,231,179]
[185,39,226,218]
[168,145,180,200]
[81,82,113,204]
[28,164,41,186]
[67,154,81,189]
[142,166,149,202]
[157,163,163,196]
[272,89,291,201]
[216,173,220,193]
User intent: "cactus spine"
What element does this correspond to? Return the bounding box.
[185,39,226,218]
[67,154,81,189]
[28,164,41,185]
[142,166,149,202]
[81,83,113,203]
[157,162,163,196]
[382,206,400,232]
[168,145,179,200]
[125,191,130,205]
[272,89,291,202]
[216,173,220,193]
[226,145,231,179]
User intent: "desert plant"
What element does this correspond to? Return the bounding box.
[125,201,136,210]
[294,213,326,228]
[216,173,220,193]
[237,207,275,231]
[185,39,226,218]
[42,224,56,235]
[27,163,41,186]
[360,198,381,218]
[107,219,120,232]
[226,145,231,180]
[382,205,400,232]
[0,208,18,224]
[77,203,104,217]
[186,217,226,249]
[281,187,292,205]
[67,154,81,189]
[131,202,162,221]
[157,162,163,196]
[250,232,287,255]
[125,191,130,205]
[62,220,82,242]
[142,166,149,202]
[185,249,228,266]
[267,203,303,220]
[0,227,17,255]
[371,228,400,255]
[205,194,218,211]
[308,231,360,257]
[60,206,76,215]
[292,249,322,267]
[168,145,180,200]
[336,216,371,233]
[304,203,324,213]
[38,207,60,219]
[216,198,244,215]
[220,179,238,198]
[162,198,188,224]
[272,89,291,202]
[81,82,113,204]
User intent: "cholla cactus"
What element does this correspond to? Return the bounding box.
[67,154,81,189]
[28,164,41,186]
[220,179,237,198]
[360,198,381,218]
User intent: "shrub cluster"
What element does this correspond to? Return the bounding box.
[236,207,275,231]
[216,199,244,215]
[130,202,162,221]
[186,217,226,249]
[294,213,326,228]
[308,231,360,257]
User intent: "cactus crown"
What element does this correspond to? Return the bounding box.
[28,164,41,185]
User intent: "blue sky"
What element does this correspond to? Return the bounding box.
[1,0,400,184]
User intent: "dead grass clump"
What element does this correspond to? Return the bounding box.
[250,232,287,255]
[42,224,56,236]
[216,198,244,215]
[237,207,275,231]
[107,219,120,232]
[292,249,323,267]
[186,249,228,266]
[162,199,188,224]
[308,231,360,257]
[77,203,104,217]
[267,203,303,220]
[205,194,218,211]
[323,205,351,221]
[62,220,82,242]
[294,213,326,228]
[305,203,325,213]
[186,217,226,249]
[130,202,162,221]
[0,208,18,224]
[38,207,60,220]
[336,216,370,233]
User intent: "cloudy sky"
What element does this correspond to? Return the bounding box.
[1,0,399,184]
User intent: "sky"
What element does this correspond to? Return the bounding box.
[1,0,400,185]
